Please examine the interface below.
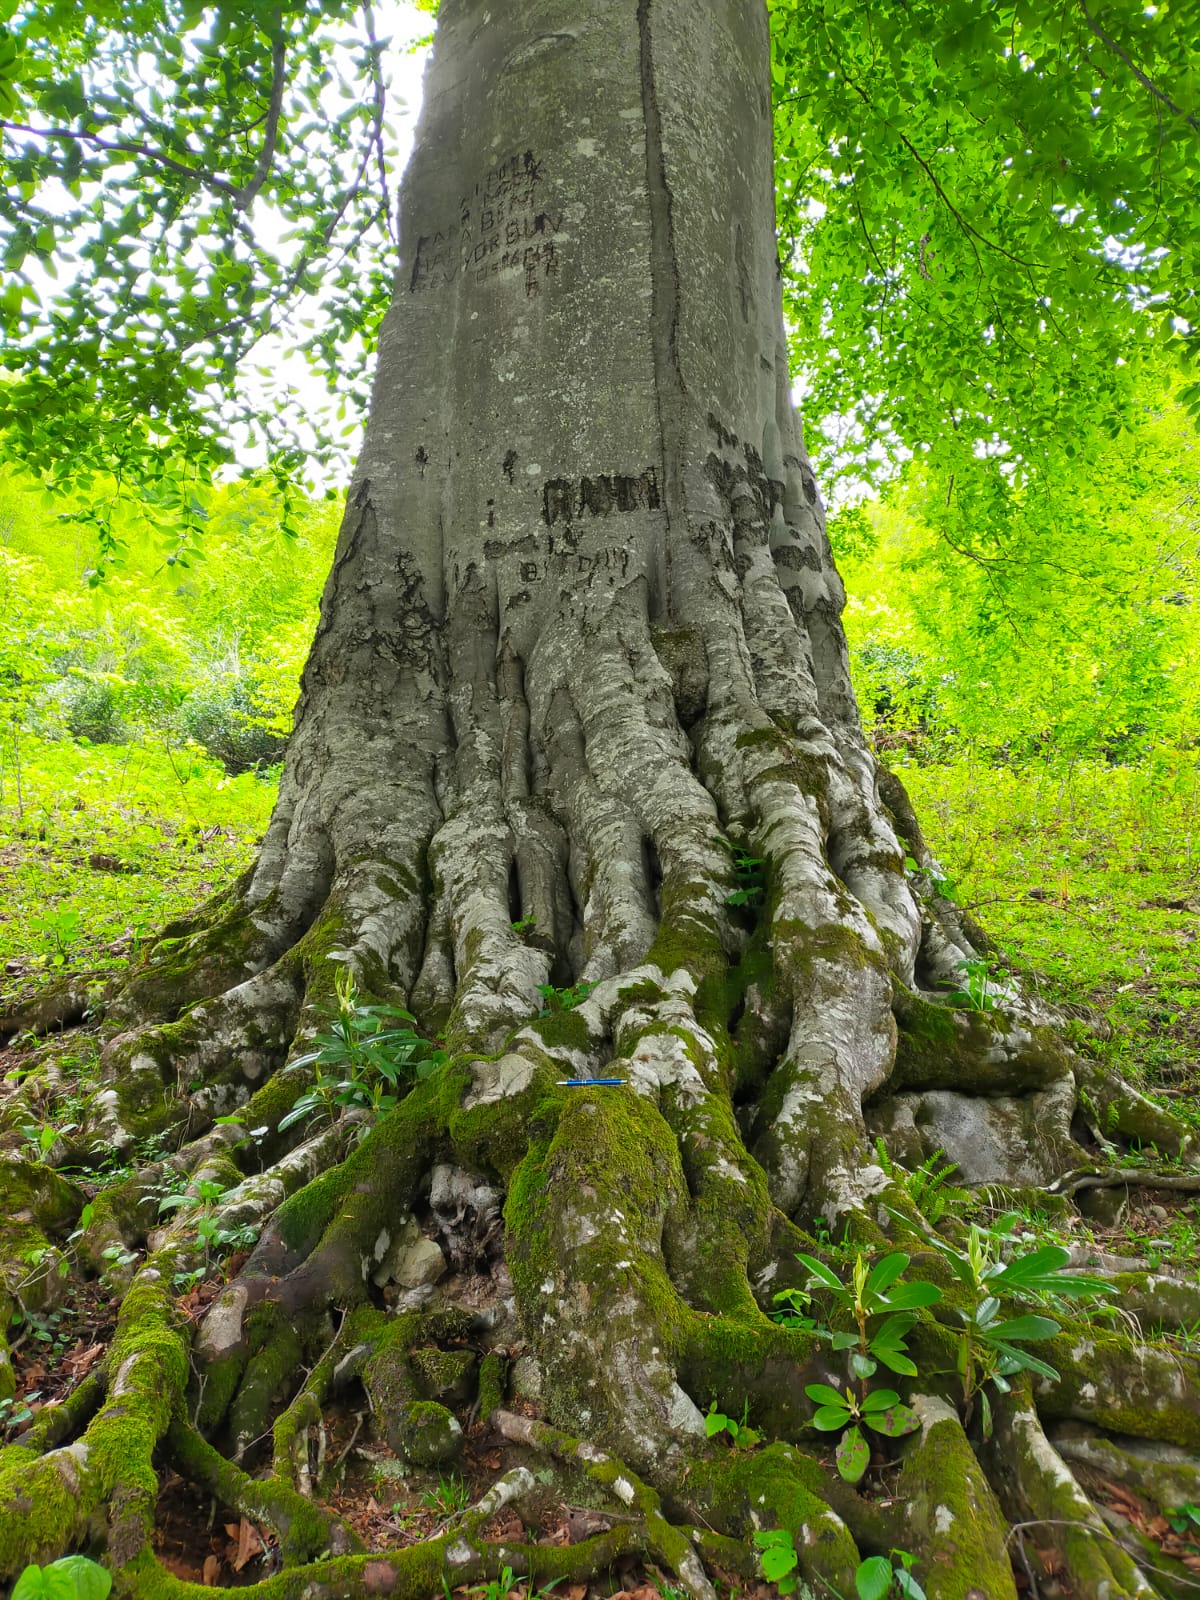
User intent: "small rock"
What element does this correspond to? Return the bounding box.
[400,1237,448,1288]
[1145,1204,1169,1221]
[373,1218,447,1290]
[511,1354,543,1402]
[1078,1185,1129,1227]
[387,1400,463,1466]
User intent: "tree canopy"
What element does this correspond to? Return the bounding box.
[771,0,1200,492]
[1,0,1196,545]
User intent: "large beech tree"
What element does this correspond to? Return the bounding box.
[3,2,1200,1597]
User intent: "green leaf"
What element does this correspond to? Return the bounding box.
[850,1352,878,1381]
[13,1561,112,1600]
[864,1252,910,1298]
[974,1295,1001,1329]
[836,1424,871,1484]
[990,1344,1061,1383]
[760,1542,799,1584]
[805,1383,849,1408]
[872,1345,918,1377]
[861,1388,902,1412]
[812,1403,855,1432]
[277,1094,323,1131]
[753,1530,792,1550]
[865,1402,921,1438]
[987,1314,1060,1343]
[880,1281,943,1311]
[855,1556,894,1600]
[796,1253,845,1293]
[894,1569,927,1600]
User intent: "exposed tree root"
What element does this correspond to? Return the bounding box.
[491,1410,716,1600]
[4,641,1200,1599]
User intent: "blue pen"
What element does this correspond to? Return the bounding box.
[555,1078,624,1087]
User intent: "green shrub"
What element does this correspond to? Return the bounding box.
[180,674,286,774]
[57,673,127,745]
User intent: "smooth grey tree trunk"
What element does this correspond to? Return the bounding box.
[5,4,1200,1596]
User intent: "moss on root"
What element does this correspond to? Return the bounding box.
[891,985,1074,1095]
[1042,1333,1200,1450]
[477,1350,508,1420]
[686,1442,859,1592]
[895,1396,1018,1600]
[116,1523,640,1600]
[0,1258,189,1575]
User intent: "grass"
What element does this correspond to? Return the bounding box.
[0,731,274,1005]
[899,747,1200,1114]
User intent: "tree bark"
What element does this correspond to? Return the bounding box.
[2,2,1199,1596]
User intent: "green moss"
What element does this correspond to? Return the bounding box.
[896,1401,1017,1599]
[388,1399,462,1466]
[273,1162,345,1255]
[120,888,265,1022]
[533,1007,593,1052]
[0,1264,190,1575]
[682,1315,821,1439]
[0,1156,83,1230]
[410,1346,476,1404]
[477,1350,508,1420]
[735,727,792,753]
[646,886,726,985]
[447,1063,560,1183]
[0,1446,76,1571]
[273,1072,445,1274]
[688,1442,859,1590]
[235,1069,309,1148]
[1043,1333,1200,1449]
[773,919,881,992]
[118,1519,641,1600]
[504,1093,695,1440]
[228,1311,303,1456]
[168,1419,337,1564]
[891,985,1075,1094]
[615,978,666,1007]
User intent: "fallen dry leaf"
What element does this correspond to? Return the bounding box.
[234,1517,264,1571]
[65,1342,104,1375]
[1034,1546,1064,1577]
[202,1555,221,1586]
[484,1510,525,1543]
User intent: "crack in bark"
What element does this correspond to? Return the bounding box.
[638,0,687,624]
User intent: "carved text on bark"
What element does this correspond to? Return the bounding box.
[410,149,561,296]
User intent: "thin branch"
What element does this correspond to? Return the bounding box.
[361,2,396,247]
[1078,0,1200,134]
[835,71,1044,279]
[1008,1519,1200,1592]
[233,23,287,210]
[0,120,238,198]
[1053,1167,1200,1196]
